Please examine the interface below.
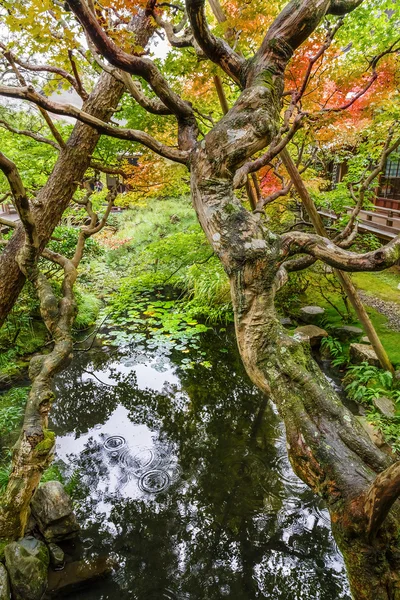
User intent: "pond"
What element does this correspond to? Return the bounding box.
[50,328,351,600]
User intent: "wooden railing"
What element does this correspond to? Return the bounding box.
[318,206,400,241]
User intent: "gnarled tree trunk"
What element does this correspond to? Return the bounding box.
[189,74,400,598]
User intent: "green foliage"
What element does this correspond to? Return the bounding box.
[344,362,397,404]
[40,465,81,498]
[0,465,11,493]
[321,337,347,367]
[0,387,28,436]
[46,226,103,263]
[41,464,64,485]
[74,290,102,331]
[93,198,232,354]
[366,413,400,455]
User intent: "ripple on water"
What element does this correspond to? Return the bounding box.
[103,435,126,452]
[138,469,171,494]
[102,436,181,495]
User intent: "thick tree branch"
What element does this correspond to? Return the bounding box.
[66,0,198,148]
[118,71,172,115]
[0,152,38,252]
[280,230,400,272]
[0,84,189,164]
[328,0,364,15]
[185,0,245,84]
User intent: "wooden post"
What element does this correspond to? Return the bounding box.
[281,147,394,373]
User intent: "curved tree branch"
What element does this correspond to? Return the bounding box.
[0,118,60,150]
[185,0,245,84]
[280,229,400,272]
[0,42,89,100]
[328,0,364,15]
[0,84,189,164]
[66,0,198,147]
[365,461,400,539]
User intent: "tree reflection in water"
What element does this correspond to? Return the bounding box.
[50,329,351,600]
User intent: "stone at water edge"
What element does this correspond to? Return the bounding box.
[349,343,381,368]
[31,481,79,543]
[299,306,325,324]
[4,537,49,600]
[0,563,10,600]
[293,325,328,347]
[48,543,65,570]
[373,396,396,418]
[333,325,363,341]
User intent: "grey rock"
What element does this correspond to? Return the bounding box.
[0,563,10,600]
[279,316,293,327]
[373,396,396,418]
[48,543,65,570]
[360,336,370,344]
[334,325,363,341]
[299,305,325,324]
[4,537,49,600]
[293,325,328,347]
[349,343,380,368]
[31,481,79,542]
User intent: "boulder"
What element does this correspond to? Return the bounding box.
[293,325,328,347]
[349,343,380,368]
[360,336,370,344]
[373,396,396,418]
[0,563,10,600]
[299,305,325,324]
[48,543,65,571]
[31,481,79,543]
[334,326,363,341]
[47,556,116,597]
[279,316,293,327]
[4,537,49,600]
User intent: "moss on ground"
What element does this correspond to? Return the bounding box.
[352,268,400,305]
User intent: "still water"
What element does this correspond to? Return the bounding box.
[50,329,351,599]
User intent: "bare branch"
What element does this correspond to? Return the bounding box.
[119,71,172,115]
[68,50,89,100]
[0,118,60,150]
[0,42,89,100]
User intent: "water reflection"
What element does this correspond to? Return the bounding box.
[50,329,351,599]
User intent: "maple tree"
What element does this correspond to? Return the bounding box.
[0,1,400,597]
